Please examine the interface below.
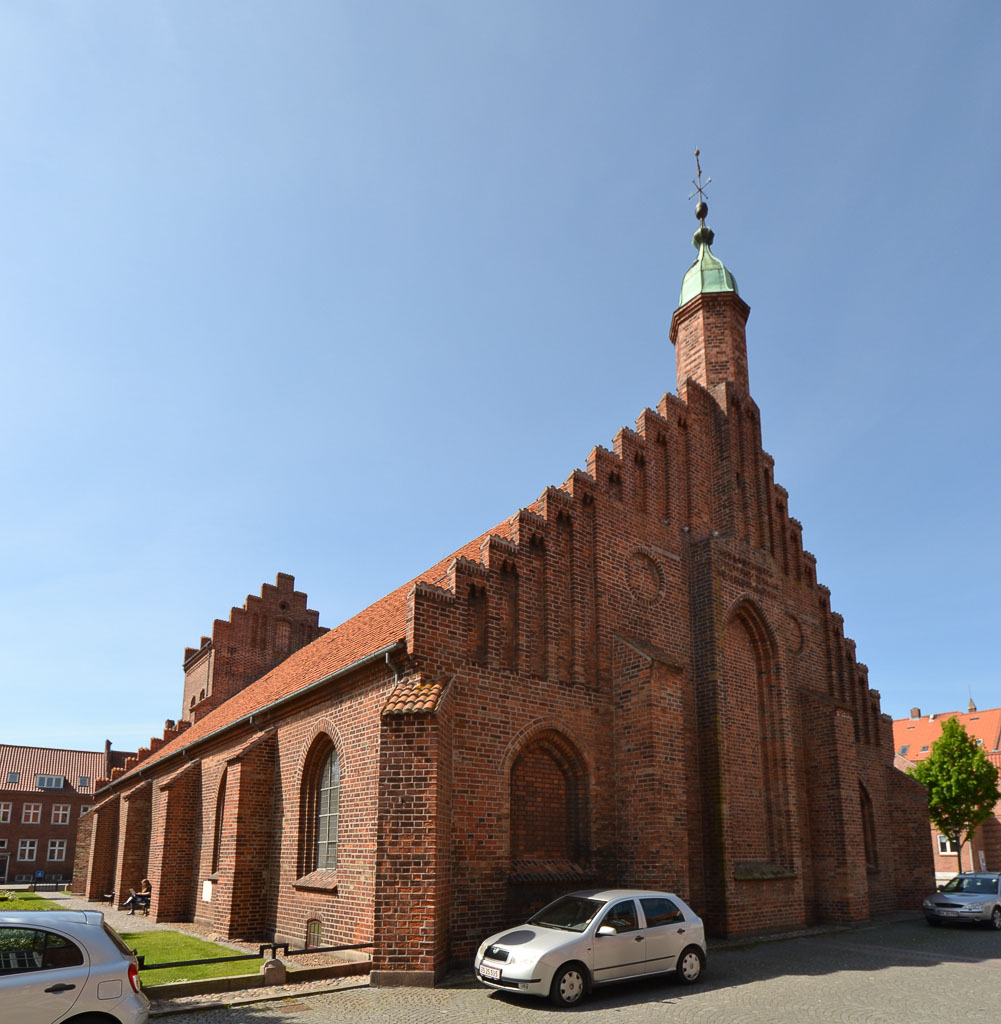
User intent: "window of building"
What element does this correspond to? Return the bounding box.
[22,804,41,825]
[897,745,909,756]
[306,919,323,948]
[211,770,227,874]
[920,745,928,752]
[51,805,71,826]
[938,835,958,855]
[0,839,7,850]
[6,772,19,784]
[0,803,10,824]
[17,840,37,861]
[46,840,66,862]
[316,752,340,870]
[77,777,90,790]
[35,775,64,790]
[859,783,878,871]
[299,740,340,877]
[80,806,91,816]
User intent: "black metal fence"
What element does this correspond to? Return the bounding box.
[135,941,372,971]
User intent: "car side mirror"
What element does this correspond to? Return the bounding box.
[596,925,616,937]
[936,885,944,892]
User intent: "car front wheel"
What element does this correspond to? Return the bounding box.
[549,962,587,1006]
[676,945,705,984]
[990,907,1001,930]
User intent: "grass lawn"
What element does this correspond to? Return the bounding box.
[120,930,267,986]
[0,891,63,911]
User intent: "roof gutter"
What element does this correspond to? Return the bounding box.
[100,640,405,794]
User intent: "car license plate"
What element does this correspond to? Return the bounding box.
[480,964,501,981]
[940,910,958,917]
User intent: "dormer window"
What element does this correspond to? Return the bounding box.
[36,775,64,789]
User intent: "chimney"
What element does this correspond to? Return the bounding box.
[910,707,921,719]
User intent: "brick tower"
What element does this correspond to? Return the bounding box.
[181,573,326,722]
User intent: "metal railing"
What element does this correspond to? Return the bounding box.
[135,941,372,971]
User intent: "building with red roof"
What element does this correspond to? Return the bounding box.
[1,742,132,885]
[893,702,1001,881]
[73,199,932,984]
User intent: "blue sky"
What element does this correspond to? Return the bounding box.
[1,1,998,753]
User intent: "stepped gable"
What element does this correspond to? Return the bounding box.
[107,376,840,790]
[109,523,511,784]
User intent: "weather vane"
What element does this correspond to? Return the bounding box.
[687,148,710,226]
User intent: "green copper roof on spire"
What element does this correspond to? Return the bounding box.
[678,149,738,308]
[678,224,738,307]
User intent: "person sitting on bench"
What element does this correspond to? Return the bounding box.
[122,879,152,915]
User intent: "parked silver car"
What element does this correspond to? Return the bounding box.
[923,873,1001,928]
[0,910,149,1024]
[474,888,707,1007]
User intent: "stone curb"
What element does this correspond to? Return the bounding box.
[149,981,370,1017]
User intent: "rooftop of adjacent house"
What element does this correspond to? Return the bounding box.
[892,704,1001,762]
[0,745,128,794]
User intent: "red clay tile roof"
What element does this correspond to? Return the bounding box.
[892,707,1001,762]
[382,675,446,715]
[113,519,513,785]
[0,745,113,795]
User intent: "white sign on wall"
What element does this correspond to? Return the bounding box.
[202,880,213,902]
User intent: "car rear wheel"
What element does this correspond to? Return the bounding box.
[676,945,705,984]
[990,907,1001,930]
[549,962,587,1006]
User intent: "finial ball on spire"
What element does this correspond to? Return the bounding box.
[695,200,708,222]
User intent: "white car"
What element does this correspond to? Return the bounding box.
[474,888,707,1006]
[0,910,149,1024]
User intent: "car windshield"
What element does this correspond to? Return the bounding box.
[528,896,606,932]
[941,876,1000,895]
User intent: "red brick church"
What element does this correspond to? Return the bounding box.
[73,193,932,984]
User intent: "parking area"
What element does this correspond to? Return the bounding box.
[155,916,1001,1023]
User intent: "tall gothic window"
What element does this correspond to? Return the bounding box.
[316,751,340,870]
[298,737,341,877]
[211,770,227,873]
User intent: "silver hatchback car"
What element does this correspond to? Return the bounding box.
[0,910,149,1024]
[923,873,1001,928]
[475,888,707,1007]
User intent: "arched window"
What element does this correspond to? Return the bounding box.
[211,769,227,873]
[860,783,878,870]
[316,751,339,870]
[299,738,340,875]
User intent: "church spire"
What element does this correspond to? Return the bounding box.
[678,149,738,308]
[670,150,750,402]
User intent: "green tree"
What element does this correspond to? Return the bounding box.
[910,717,1001,873]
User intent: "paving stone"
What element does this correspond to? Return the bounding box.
[151,918,1001,1023]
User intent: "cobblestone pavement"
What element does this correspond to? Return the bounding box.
[152,917,1001,1023]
